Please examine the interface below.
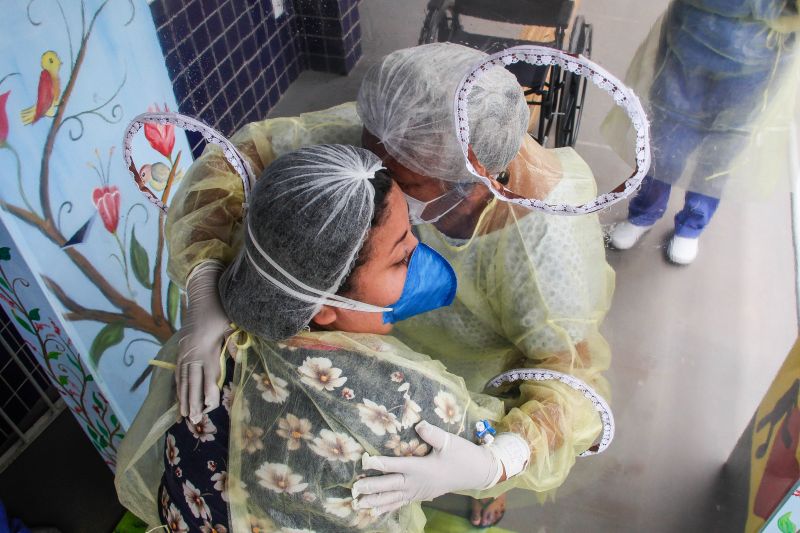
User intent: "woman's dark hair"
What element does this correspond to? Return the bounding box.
[337,169,394,296]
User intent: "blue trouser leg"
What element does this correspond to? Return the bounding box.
[674,190,720,238]
[627,175,672,227]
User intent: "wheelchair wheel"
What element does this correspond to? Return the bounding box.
[555,16,592,147]
[419,0,457,44]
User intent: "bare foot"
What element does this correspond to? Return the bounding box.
[470,494,507,527]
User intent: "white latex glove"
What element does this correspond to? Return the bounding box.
[352,420,525,516]
[177,260,231,423]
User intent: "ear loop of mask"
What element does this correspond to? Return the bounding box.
[244,222,393,313]
[454,45,652,216]
[405,189,465,224]
[124,112,392,315]
[405,181,473,224]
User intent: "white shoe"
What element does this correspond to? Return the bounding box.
[668,235,699,265]
[609,221,651,250]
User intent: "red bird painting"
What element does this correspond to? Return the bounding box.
[20,50,62,125]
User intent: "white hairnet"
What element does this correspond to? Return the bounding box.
[357,42,529,182]
[219,144,386,340]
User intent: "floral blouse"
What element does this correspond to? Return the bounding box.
[223,331,503,533]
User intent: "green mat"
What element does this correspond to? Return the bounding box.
[423,507,517,533]
[113,512,148,533]
[112,507,517,532]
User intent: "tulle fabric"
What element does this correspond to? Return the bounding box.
[159,103,612,504]
[602,0,800,200]
[166,103,363,287]
[394,144,614,497]
[116,330,506,531]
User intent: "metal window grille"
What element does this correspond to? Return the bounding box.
[0,306,63,473]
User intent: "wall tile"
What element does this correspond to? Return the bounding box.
[278,71,290,92]
[321,0,341,18]
[220,2,235,26]
[273,52,286,74]
[307,53,328,71]
[150,0,362,155]
[324,37,345,56]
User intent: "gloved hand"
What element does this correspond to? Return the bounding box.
[177,260,231,423]
[352,420,528,516]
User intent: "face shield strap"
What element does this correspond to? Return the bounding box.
[244,222,393,314]
[123,112,257,213]
[454,45,652,215]
[486,368,615,456]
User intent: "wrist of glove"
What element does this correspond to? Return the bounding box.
[486,432,531,480]
[351,420,530,517]
[178,260,231,423]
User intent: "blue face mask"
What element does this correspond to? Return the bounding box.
[383,243,457,324]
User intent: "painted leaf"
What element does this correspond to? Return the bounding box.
[110,414,118,427]
[0,247,10,260]
[92,391,104,410]
[11,310,34,334]
[90,322,125,366]
[167,281,179,327]
[47,351,60,360]
[778,512,796,533]
[57,375,69,386]
[0,277,9,290]
[28,308,40,321]
[87,426,99,442]
[130,228,152,289]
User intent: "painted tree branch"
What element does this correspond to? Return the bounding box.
[43,275,126,324]
[39,0,111,223]
[5,203,139,314]
[5,0,176,380]
[43,274,173,341]
[4,199,173,341]
[149,151,181,329]
[150,212,167,328]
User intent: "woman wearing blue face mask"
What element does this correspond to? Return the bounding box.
[115,144,520,532]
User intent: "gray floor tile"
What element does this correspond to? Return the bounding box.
[0,410,123,533]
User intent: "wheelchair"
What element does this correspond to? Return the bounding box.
[419,0,592,147]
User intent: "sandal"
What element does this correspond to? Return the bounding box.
[470,497,506,529]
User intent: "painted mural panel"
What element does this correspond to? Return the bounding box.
[739,337,800,532]
[0,222,123,468]
[761,480,800,533]
[0,0,191,440]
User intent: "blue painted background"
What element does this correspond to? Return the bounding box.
[0,0,191,428]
